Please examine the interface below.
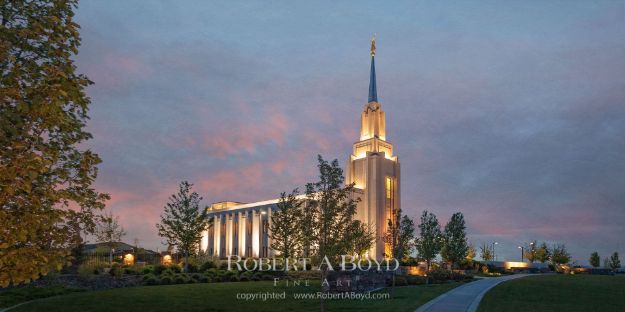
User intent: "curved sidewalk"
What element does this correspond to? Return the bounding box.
[415,274,529,312]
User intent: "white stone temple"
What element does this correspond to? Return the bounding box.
[201,36,400,260]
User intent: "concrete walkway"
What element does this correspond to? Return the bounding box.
[415,274,529,312]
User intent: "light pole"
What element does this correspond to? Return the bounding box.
[492,242,498,261]
[518,246,524,262]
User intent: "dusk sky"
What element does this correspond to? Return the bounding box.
[74,1,625,264]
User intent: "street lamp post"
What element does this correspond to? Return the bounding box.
[518,246,524,262]
[492,242,498,261]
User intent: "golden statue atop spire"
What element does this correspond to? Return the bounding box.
[370,33,376,56]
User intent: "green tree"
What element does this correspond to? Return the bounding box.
[480,243,493,261]
[466,243,476,261]
[415,210,442,272]
[524,241,538,263]
[535,242,550,263]
[347,220,375,257]
[384,208,401,259]
[269,189,303,266]
[156,181,208,272]
[609,252,621,272]
[441,212,468,269]
[0,0,109,287]
[94,210,126,265]
[305,155,359,311]
[397,214,416,262]
[589,252,600,268]
[550,244,571,265]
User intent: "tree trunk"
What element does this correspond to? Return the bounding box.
[320,267,327,312]
[426,260,430,285]
[184,253,189,273]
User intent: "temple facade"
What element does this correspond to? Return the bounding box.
[201,36,400,260]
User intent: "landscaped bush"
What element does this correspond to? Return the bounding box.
[394,276,408,286]
[407,275,426,285]
[200,261,216,272]
[174,274,189,284]
[170,264,182,273]
[142,274,159,286]
[224,270,239,282]
[199,274,210,283]
[109,263,123,278]
[219,262,229,270]
[78,260,106,277]
[153,264,167,275]
[190,273,202,283]
[428,268,450,282]
[142,265,154,275]
[184,262,198,273]
[160,276,172,285]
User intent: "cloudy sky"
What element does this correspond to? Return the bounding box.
[75,0,625,264]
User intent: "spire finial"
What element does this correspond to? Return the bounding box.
[368,34,377,103]
[370,33,376,56]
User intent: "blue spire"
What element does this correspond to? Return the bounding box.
[368,35,377,103]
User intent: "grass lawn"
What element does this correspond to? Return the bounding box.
[9,280,464,312]
[478,274,625,312]
[0,285,85,309]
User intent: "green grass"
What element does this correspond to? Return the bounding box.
[0,285,85,308]
[10,280,464,312]
[478,274,625,312]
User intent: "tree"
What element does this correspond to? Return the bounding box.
[156,181,208,272]
[524,241,538,263]
[609,252,621,272]
[0,0,109,287]
[305,155,359,311]
[535,242,550,263]
[384,208,401,260]
[550,244,571,265]
[397,214,416,262]
[441,212,468,269]
[347,220,375,257]
[466,243,476,261]
[415,210,442,272]
[589,252,601,268]
[270,189,304,266]
[94,210,126,265]
[480,243,493,261]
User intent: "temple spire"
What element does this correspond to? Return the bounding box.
[368,34,378,103]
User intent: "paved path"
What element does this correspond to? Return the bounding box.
[415,274,530,312]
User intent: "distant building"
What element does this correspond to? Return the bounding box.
[202,36,400,260]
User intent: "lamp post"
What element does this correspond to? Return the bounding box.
[492,242,498,261]
[518,246,524,262]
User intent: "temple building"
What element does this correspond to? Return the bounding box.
[201,36,400,260]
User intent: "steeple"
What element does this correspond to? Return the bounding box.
[368,34,377,103]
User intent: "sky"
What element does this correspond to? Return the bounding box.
[74,0,625,264]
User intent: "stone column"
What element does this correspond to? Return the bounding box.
[226,213,233,256]
[267,208,273,257]
[213,215,221,257]
[238,211,246,257]
[252,210,260,257]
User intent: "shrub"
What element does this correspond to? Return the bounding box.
[78,260,104,277]
[428,269,450,283]
[199,274,210,283]
[251,272,262,281]
[142,265,154,275]
[153,264,167,275]
[142,274,159,286]
[219,262,229,270]
[407,276,426,285]
[123,267,137,275]
[142,273,156,281]
[394,276,408,286]
[170,264,182,273]
[224,270,239,282]
[200,261,216,272]
[174,274,189,284]
[109,263,123,278]
[191,273,202,282]
[160,276,172,285]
